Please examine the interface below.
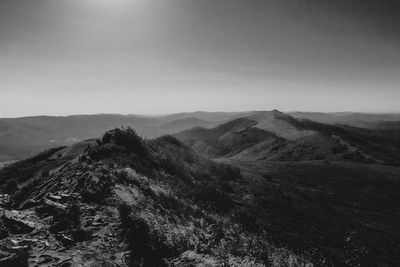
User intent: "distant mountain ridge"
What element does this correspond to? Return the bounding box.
[0,114,223,161]
[1,110,400,161]
[290,112,400,128]
[175,110,400,165]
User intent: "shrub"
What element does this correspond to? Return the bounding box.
[49,202,81,233]
[119,204,179,266]
[102,127,147,156]
[80,172,115,203]
[4,180,18,194]
[189,182,234,213]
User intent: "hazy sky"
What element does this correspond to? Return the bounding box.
[1,0,399,117]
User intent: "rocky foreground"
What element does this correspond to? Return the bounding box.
[1,191,127,266]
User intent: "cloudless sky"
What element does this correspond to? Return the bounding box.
[0,0,399,117]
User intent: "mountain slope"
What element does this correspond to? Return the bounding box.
[281,116,400,165]
[247,110,316,140]
[174,118,282,158]
[3,111,400,162]
[0,128,311,266]
[145,117,220,137]
[290,112,400,128]
[1,128,400,266]
[217,158,400,267]
[175,111,400,165]
[0,114,159,161]
[0,114,224,161]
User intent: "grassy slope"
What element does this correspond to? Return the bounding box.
[176,113,400,165]
[174,118,281,158]
[218,158,400,266]
[2,128,400,266]
[0,129,311,266]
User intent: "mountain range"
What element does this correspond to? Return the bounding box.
[175,110,400,165]
[1,110,400,266]
[1,110,400,162]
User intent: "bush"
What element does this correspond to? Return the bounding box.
[80,172,115,203]
[189,182,234,213]
[49,203,81,233]
[4,180,18,194]
[119,204,179,266]
[102,127,147,156]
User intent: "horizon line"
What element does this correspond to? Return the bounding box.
[2,109,400,119]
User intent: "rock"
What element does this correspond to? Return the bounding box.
[1,215,35,235]
[0,246,29,266]
[48,194,62,201]
[38,199,81,233]
[56,257,73,267]
[20,199,40,210]
[10,245,29,250]
[69,229,90,242]
[0,253,16,265]
[0,194,11,207]
[55,233,73,248]
[37,254,60,264]
[60,193,81,202]
[91,221,103,227]
[43,198,68,211]
[0,224,9,239]
[36,198,68,219]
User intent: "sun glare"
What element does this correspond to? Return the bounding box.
[84,0,136,9]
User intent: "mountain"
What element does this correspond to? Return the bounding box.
[0,128,311,266]
[175,110,400,165]
[0,114,158,161]
[174,117,281,158]
[158,111,249,123]
[1,127,400,266]
[246,110,316,140]
[0,114,225,161]
[290,112,400,128]
[3,111,400,162]
[143,117,220,138]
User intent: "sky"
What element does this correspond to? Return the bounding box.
[0,0,399,117]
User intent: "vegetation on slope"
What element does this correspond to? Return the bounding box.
[2,126,400,266]
[0,127,311,266]
[175,112,400,165]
